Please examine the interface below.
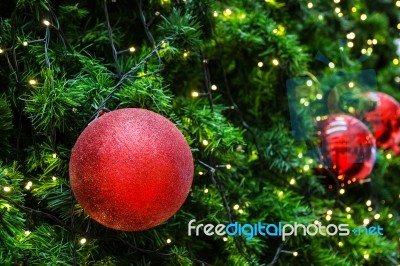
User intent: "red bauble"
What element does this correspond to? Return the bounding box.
[317,115,376,182]
[69,108,194,231]
[363,92,400,155]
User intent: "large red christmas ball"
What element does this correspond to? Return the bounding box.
[363,92,400,155]
[69,108,194,231]
[316,115,376,183]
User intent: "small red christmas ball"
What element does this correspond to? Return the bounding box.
[363,92,400,155]
[316,114,376,182]
[69,108,194,231]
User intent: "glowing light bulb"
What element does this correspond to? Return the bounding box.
[183,52,189,57]
[363,218,370,225]
[3,186,11,192]
[334,7,341,13]
[29,80,37,85]
[25,230,31,236]
[43,20,50,26]
[314,220,319,225]
[348,82,355,88]
[360,14,367,20]
[80,238,87,244]
[316,94,323,100]
[326,215,331,221]
[52,153,57,158]
[293,251,298,257]
[289,178,296,185]
[306,80,313,86]
[298,153,303,158]
[25,181,33,190]
[192,91,199,97]
[272,59,279,66]
[129,47,136,52]
[363,254,369,260]
[388,213,393,219]
[327,210,333,215]
[347,214,351,219]
[372,39,377,45]
[307,2,313,8]
[361,48,367,54]
[223,237,228,241]
[0,48,3,53]
[204,188,209,193]
[338,241,343,247]
[386,153,392,160]
[238,209,243,214]
[367,207,373,211]
[278,191,284,196]
[224,9,232,16]
[333,0,340,3]
[52,176,57,181]
[202,139,209,146]
[328,62,335,68]
[337,12,343,17]
[211,85,217,91]
[396,1,400,7]
[351,7,357,12]
[339,189,345,194]
[345,207,351,212]
[374,213,380,219]
[233,204,240,210]
[346,32,355,40]
[258,61,264,68]
[366,200,371,206]
[166,238,172,244]
[23,41,28,46]
[393,58,399,65]
[213,11,218,17]
[347,42,354,48]
[303,165,310,171]
[226,164,232,170]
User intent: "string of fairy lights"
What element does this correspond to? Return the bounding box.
[188,0,400,262]
[0,0,399,263]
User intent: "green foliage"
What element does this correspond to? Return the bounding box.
[0,96,13,157]
[0,0,399,265]
[158,8,203,50]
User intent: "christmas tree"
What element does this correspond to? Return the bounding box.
[0,0,399,265]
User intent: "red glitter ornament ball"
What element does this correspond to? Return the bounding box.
[317,114,376,182]
[69,108,194,231]
[363,92,400,155]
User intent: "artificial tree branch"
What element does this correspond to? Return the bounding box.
[90,36,174,122]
